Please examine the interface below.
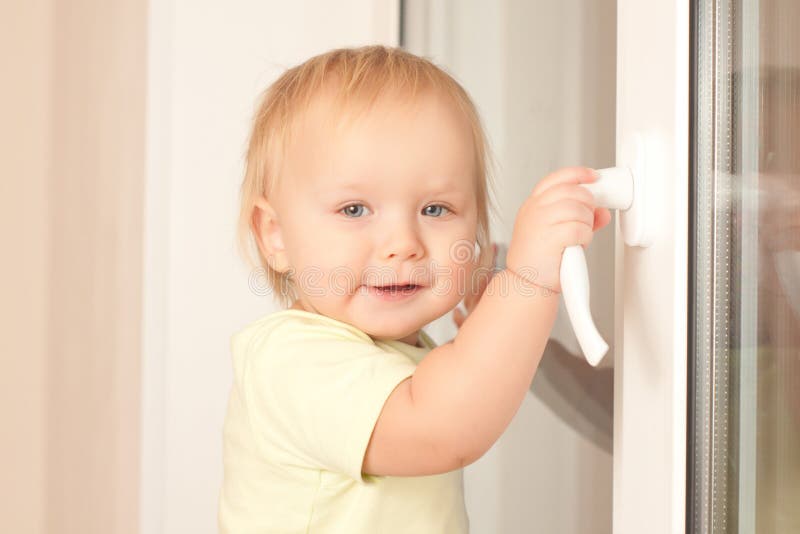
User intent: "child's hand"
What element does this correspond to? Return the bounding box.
[452,243,499,328]
[505,167,611,293]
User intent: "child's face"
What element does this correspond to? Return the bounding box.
[260,88,479,345]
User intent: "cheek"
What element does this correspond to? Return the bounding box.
[427,238,473,294]
[303,228,366,288]
[430,221,479,266]
[434,221,481,293]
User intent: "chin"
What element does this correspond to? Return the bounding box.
[360,322,416,341]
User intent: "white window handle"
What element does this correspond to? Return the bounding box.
[492,165,647,365]
[491,140,653,366]
[561,167,634,366]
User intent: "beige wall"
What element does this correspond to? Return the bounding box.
[2,1,146,532]
[1,1,52,532]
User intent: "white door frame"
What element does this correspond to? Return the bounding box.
[613,1,689,533]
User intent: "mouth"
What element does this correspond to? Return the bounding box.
[371,283,420,293]
[366,283,423,299]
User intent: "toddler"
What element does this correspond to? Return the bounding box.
[219,45,610,533]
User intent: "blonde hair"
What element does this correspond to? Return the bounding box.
[237,45,499,308]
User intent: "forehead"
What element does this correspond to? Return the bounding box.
[284,86,477,191]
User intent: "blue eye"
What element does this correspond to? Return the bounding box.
[339,203,451,218]
[340,204,370,218]
[423,204,451,217]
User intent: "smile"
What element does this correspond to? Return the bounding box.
[366,284,422,300]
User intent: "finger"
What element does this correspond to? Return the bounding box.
[554,220,594,249]
[465,287,481,310]
[531,167,597,197]
[537,182,597,210]
[541,199,596,228]
[593,208,612,231]
[452,307,465,328]
[469,281,487,308]
[463,293,476,311]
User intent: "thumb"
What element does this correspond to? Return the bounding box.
[452,306,466,328]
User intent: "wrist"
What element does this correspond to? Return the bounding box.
[503,267,561,296]
[504,245,562,295]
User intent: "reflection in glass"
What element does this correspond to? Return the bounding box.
[691,0,800,532]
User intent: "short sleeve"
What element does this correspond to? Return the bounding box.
[240,317,417,482]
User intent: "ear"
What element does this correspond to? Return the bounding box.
[252,196,291,273]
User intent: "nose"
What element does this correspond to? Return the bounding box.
[379,218,425,261]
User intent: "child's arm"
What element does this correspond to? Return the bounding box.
[363,167,609,477]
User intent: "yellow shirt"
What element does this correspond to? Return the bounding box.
[218,309,469,533]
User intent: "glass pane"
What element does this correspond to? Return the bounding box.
[690,0,800,532]
[401,2,616,533]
